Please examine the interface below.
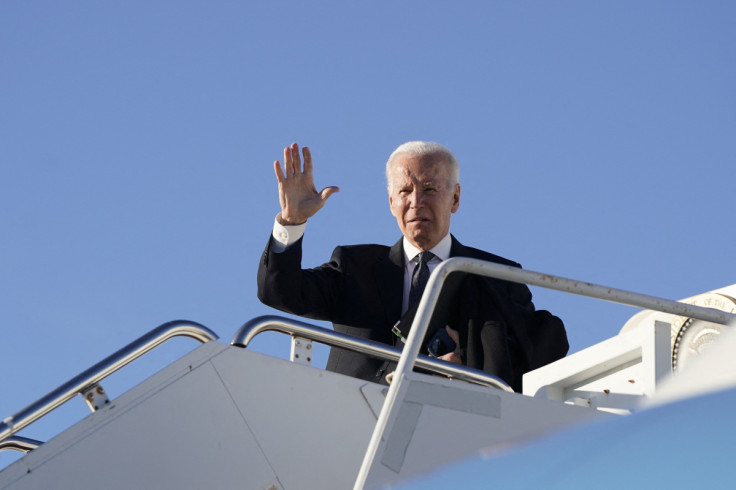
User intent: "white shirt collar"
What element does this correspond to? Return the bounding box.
[402,233,452,265]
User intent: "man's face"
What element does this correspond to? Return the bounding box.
[388,153,460,251]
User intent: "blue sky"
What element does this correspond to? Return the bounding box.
[2,1,735,467]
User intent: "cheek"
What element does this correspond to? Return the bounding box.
[390,198,406,218]
[390,201,399,217]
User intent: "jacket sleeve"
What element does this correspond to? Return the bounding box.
[460,275,568,392]
[480,277,568,378]
[256,235,343,321]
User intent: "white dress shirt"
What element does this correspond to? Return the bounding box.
[271,216,307,252]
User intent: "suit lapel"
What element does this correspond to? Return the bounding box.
[373,238,404,329]
[449,234,467,258]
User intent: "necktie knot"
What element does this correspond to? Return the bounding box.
[414,251,435,267]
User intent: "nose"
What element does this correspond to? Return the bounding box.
[410,189,424,208]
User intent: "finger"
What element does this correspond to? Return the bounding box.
[283,146,293,176]
[303,146,313,175]
[438,352,462,365]
[274,160,285,183]
[320,186,340,201]
[291,142,301,174]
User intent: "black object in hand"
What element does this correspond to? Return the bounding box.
[427,328,457,358]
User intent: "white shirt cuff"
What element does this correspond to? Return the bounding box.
[271,215,307,253]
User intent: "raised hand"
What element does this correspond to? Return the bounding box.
[274,143,340,226]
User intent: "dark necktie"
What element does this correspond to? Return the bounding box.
[408,251,435,309]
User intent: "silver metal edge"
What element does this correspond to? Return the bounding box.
[231,315,514,392]
[0,320,218,444]
[0,436,42,453]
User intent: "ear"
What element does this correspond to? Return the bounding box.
[450,184,460,213]
[389,194,396,217]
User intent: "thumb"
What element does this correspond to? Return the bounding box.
[320,186,340,201]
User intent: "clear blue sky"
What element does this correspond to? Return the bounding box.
[2,1,734,467]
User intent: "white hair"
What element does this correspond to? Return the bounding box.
[385,141,459,190]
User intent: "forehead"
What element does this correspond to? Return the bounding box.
[388,153,451,184]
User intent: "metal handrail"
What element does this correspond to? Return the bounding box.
[354,257,736,488]
[0,320,218,444]
[232,315,514,391]
[0,436,42,453]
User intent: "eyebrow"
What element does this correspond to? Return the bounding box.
[394,176,443,190]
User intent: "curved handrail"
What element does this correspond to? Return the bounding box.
[354,258,736,488]
[449,259,736,325]
[232,315,514,392]
[0,320,218,444]
[0,436,42,453]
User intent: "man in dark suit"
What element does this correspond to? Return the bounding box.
[257,141,567,391]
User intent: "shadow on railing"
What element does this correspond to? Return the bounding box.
[0,320,218,450]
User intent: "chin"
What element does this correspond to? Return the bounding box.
[410,235,434,250]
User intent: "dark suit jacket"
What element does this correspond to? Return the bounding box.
[257,234,568,391]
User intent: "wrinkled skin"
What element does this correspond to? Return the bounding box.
[387,152,460,252]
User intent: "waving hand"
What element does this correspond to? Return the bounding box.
[274,143,340,226]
